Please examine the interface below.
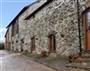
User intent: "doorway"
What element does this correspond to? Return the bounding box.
[82,8,90,50]
[48,34,56,53]
[31,37,35,53]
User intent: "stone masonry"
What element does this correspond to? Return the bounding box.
[5,0,90,56]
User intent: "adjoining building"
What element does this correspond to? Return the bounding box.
[5,0,90,57]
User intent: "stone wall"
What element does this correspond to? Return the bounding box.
[7,26,12,50]
[11,0,89,56]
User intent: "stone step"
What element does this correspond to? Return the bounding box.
[66,51,90,70]
[82,50,90,53]
[75,57,90,63]
[70,68,88,71]
[66,63,90,70]
[82,54,90,58]
[82,52,90,58]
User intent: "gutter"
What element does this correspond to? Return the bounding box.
[77,0,82,55]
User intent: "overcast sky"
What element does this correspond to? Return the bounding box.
[0,0,36,42]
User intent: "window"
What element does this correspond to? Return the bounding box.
[16,20,19,34]
[16,24,19,34]
[11,24,15,36]
[11,20,19,36]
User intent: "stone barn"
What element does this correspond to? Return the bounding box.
[5,0,90,57]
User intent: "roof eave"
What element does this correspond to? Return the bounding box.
[25,0,53,20]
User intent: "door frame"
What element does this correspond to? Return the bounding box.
[82,7,90,51]
[48,34,56,53]
[31,36,35,53]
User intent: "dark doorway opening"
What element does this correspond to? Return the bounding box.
[31,37,35,53]
[48,34,56,53]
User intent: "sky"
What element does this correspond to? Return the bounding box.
[0,0,36,42]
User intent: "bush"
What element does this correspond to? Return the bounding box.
[41,51,48,57]
[0,42,4,50]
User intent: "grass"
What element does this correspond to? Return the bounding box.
[22,51,41,61]
[22,52,90,71]
[22,51,69,71]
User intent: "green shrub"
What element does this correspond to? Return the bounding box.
[0,42,4,50]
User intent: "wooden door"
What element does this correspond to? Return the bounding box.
[20,39,24,52]
[31,37,35,53]
[83,9,90,50]
[48,35,52,53]
[48,34,56,53]
[86,11,90,50]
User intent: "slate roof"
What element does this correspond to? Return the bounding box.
[6,0,53,28]
[25,0,53,20]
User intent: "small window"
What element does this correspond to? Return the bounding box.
[12,24,15,36]
[21,38,24,43]
[16,24,19,34]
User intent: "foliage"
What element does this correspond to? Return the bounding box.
[0,42,4,50]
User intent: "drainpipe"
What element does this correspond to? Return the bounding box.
[76,0,82,56]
